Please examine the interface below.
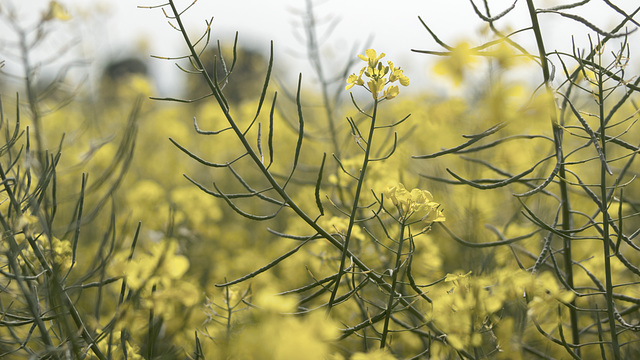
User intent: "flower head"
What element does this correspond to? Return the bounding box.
[383,183,445,223]
[346,49,409,100]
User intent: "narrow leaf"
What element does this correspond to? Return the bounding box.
[315,153,326,216]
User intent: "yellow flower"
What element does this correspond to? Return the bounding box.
[43,1,72,21]
[433,42,477,85]
[97,331,143,360]
[388,61,410,86]
[346,49,409,100]
[527,271,575,320]
[351,349,396,360]
[383,85,399,100]
[487,42,523,69]
[358,49,386,69]
[444,271,473,290]
[345,67,365,90]
[17,213,39,237]
[367,78,386,99]
[123,240,189,291]
[49,236,73,271]
[383,183,445,223]
[365,61,389,80]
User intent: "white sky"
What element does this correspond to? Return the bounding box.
[2,0,639,95]
[100,0,494,93]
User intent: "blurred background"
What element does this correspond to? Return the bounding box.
[1,0,638,97]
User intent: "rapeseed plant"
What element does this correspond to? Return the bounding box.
[1,0,639,359]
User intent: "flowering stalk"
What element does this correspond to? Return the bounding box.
[327,50,410,313]
[525,0,582,353]
[380,184,444,348]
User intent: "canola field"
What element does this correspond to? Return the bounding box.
[1,1,640,359]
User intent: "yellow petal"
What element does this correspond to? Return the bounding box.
[384,85,399,100]
[365,49,377,60]
[44,1,72,21]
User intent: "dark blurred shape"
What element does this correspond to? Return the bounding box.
[99,57,150,102]
[103,57,148,82]
[186,46,268,105]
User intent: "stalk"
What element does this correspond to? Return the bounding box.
[327,100,379,313]
[596,48,621,360]
[380,218,407,348]
[525,1,580,353]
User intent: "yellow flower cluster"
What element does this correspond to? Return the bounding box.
[3,233,73,271]
[346,49,409,100]
[97,331,143,360]
[429,269,575,354]
[382,183,445,224]
[433,42,477,86]
[226,287,339,360]
[112,239,200,318]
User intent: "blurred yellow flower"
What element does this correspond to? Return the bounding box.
[17,213,38,237]
[97,331,144,360]
[433,42,477,85]
[5,234,73,271]
[351,349,396,360]
[444,270,472,286]
[487,42,523,69]
[229,296,339,360]
[123,239,190,291]
[43,1,72,22]
[49,236,73,271]
[383,183,445,223]
[320,216,365,242]
[527,271,575,320]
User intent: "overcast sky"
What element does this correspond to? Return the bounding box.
[3,0,639,95]
[100,0,493,93]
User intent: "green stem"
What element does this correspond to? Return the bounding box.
[16,28,45,167]
[326,99,379,314]
[166,5,468,355]
[0,163,107,360]
[597,50,621,360]
[380,218,407,348]
[525,0,580,353]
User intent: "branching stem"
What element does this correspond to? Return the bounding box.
[326,100,379,314]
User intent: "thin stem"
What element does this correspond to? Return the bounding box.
[326,99,379,314]
[380,217,407,348]
[163,6,454,344]
[525,0,580,352]
[304,0,341,158]
[16,28,44,163]
[597,45,621,360]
